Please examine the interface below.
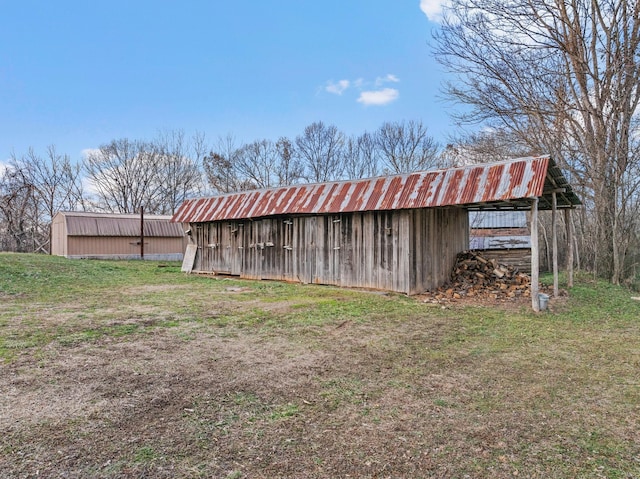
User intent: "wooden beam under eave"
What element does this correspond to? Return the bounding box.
[531,197,540,312]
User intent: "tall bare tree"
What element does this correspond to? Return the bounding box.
[0,163,38,252]
[23,146,83,252]
[343,132,380,179]
[0,146,83,252]
[433,0,640,283]
[233,139,282,189]
[275,137,304,186]
[154,129,204,214]
[202,134,246,194]
[84,139,163,213]
[295,121,345,182]
[375,120,440,174]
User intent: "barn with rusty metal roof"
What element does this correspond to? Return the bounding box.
[172,156,580,304]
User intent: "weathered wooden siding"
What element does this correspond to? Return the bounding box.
[193,221,243,274]
[189,207,468,294]
[339,211,411,293]
[409,208,469,294]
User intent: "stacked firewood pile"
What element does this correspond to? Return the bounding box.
[427,250,532,302]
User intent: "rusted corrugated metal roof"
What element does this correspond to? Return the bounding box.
[59,212,184,237]
[172,156,581,223]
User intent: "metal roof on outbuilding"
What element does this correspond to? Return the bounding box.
[172,156,581,224]
[470,211,528,229]
[57,212,184,237]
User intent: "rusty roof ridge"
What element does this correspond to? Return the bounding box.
[182,154,552,202]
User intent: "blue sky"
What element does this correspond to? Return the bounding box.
[1,1,453,161]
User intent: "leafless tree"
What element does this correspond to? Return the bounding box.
[343,132,380,179]
[0,146,83,252]
[275,137,304,186]
[0,164,37,252]
[154,129,205,214]
[23,146,84,252]
[191,130,209,166]
[433,0,640,283]
[295,122,345,182]
[375,120,440,174]
[233,139,282,190]
[83,138,163,213]
[202,134,246,194]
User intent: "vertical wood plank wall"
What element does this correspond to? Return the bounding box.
[409,208,469,294]
[190,207,468,294]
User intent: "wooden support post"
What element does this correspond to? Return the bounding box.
[564,208,574,288]
[531,198,540,312]
[552,192,559,297]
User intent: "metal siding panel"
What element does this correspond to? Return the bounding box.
[470,211,528,228]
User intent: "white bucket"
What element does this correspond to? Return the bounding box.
[538,293,550,311]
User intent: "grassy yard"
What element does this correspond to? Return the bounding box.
[1,253,639,478]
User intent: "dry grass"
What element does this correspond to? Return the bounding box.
[1,253,639,478]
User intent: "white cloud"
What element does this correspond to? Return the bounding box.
[357,88,400,106]
[325,79,350,95]
[375,74,400,86]
[420,0,449,23]
[323,75,401,106]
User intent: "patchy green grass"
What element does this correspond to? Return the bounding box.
[1,253,639,478]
